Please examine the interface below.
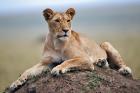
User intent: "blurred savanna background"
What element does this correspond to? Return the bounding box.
[0,0,140,91]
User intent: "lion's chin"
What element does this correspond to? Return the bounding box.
[58,36,69,41]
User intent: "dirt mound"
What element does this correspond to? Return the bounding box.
[6,67,140,93]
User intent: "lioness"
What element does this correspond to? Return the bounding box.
[7,8,132,92]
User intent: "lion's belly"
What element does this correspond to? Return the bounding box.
[45,36,107,65]
[80,37,107,63]
[62,44,107,64]
[82,47,107,63]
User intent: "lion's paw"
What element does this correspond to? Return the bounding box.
[5,81,23,93]
[5,75,28,93]
[51,66,62,76]
[96,59,109,69]
[119,66,132,76]
[51,65,70,76]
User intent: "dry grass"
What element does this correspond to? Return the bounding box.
[0,40,42,91]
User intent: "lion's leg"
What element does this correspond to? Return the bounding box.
[51,57,94,76]
[100,42,132,76]
[7,57,52,92]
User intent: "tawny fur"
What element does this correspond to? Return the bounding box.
[7,8,132,92]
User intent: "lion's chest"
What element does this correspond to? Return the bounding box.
[48,51,68,69]
[51,50,68,63]
[52,45,90,62]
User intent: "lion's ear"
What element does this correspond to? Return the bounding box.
[43,8,54,21]
[66,8,75,20]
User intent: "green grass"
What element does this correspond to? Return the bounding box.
[81,71,103,93]
[0,32,140,91]
[86,72,103,89]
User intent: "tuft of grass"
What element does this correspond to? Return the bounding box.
[86,72,103,89]
[81,71,103,93]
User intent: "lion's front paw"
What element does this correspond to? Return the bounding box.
[5,75,28,93]
[5,81,23,93]
[51,66,69,76]
[119,66,132,76]
[5,84,17,93]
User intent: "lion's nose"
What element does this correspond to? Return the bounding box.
[62,28,69,33]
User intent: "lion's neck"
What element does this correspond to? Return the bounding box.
[47,32,70,51]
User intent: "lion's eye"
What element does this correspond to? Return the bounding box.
[55,19,60,22]
[67,20,70,22]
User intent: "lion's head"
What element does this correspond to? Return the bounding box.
[43,8,75,41]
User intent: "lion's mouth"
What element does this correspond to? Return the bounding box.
[57,34,68,38]
[63,34,68,37]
